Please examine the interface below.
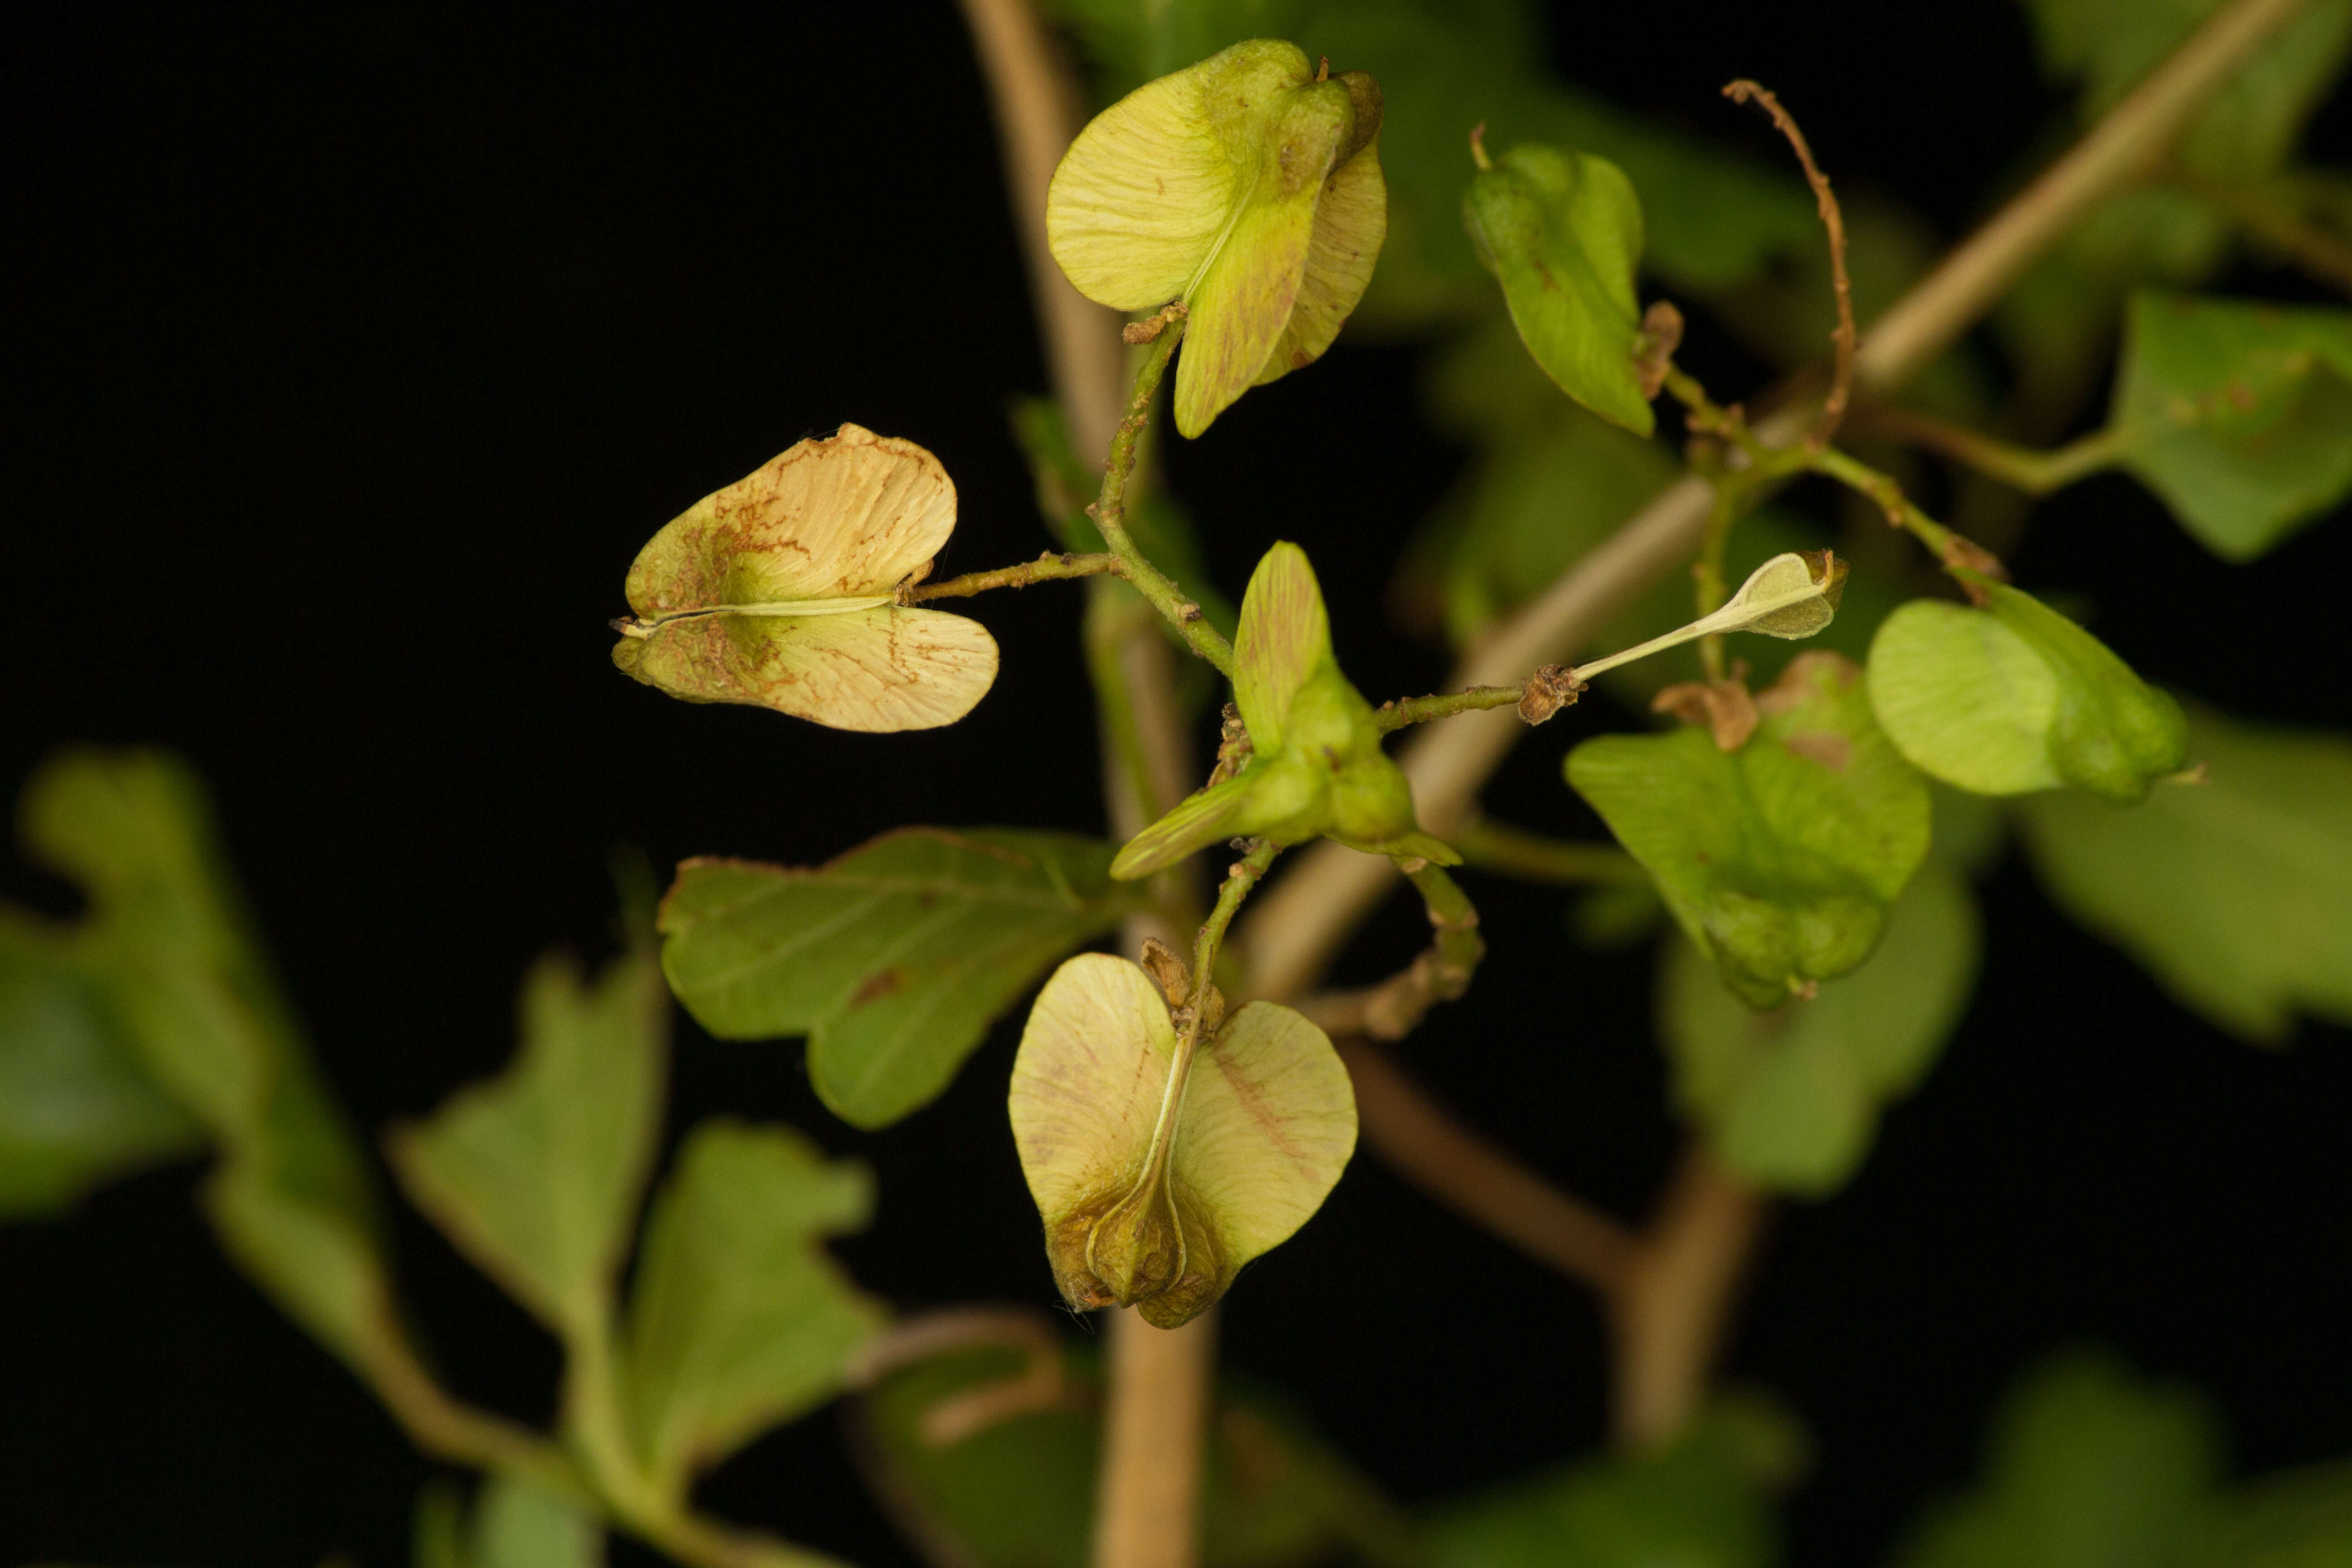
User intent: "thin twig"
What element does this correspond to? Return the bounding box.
[1848,404,2127,495]
[1297,864,1482,1041]
[1453,819,1647,887]
[906,551,1124,601]
[1607,1142,1767,1449]
[1852,0,2316,394]
[1337,1039,1638,1296]
[1724,81,1854,446]
[1373,684,1525,732]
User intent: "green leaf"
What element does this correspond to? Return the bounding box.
[1045,38,1385,436]
[2112,291,2352,560]
[389,944,666,1340]
[1465,142,1652,434]
[620,1118,884,1496]
[1660,856,1981,1196]
[657,828,1145,1130]
[1895,1350,2222,1568]
[1867,584,2188,804]
[1424,1400,1798,1568]
[1115,544,1453,879]
[1568,654,1932,1010]
[853,1335,1413,1568]
[18,747,392,1367]
[2017,705,2352,1042]
[0,919,202,1217]
[614,425,997,733]
[2190,1458,2352,1568]
[414,1477,604,1568]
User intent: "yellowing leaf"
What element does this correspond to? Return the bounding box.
[1009,953,1354,1328]
[1046,41,1387,437]
[614,425,998,732]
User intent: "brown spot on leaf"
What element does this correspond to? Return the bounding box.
[1652,676,1758,751]
[1782,731,1851,771]
[853,970,903,1006]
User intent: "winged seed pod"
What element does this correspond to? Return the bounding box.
[1571,551,1849,683]
[1009,953,1355,1327]
[612,426,997,733]
[1110,542,1456,880]
[1046,40,1386,438]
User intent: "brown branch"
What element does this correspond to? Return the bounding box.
[1234,0,2311,1008]
[1724,81,1854,446]
[1338,1040,1639,1295]
[1607,1142,1767,1449]
[956,0,1125,461]
[956,5,1214,1566]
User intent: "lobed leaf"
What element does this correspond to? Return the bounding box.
[621,1119,885,1494]
[1867,584,2187,803]
[658,829,1145,1129]
[2112,291,2352,560]
[1569,654,1931,1009]
[2017,705,2352,1042]
[1464,142,1652,434]
[18,748,392,1367]
[1424,1400,1799,1568]
[1009,954,1355,1327]
[615,425,997,732]
[388,944,667,1340]
[1660,856,1980,1196]
[1894,1351,2222,1568]
[0,918,202,1217]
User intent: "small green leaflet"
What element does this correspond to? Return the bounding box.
[414,1476,604,1568]
[16,747,394,1369]
[1464,141,1654,434]
[388,945,667,1341]
[1894,1352,2222,1568]
[1424,1398,1802,1568]
[1569,654,1932,1010]
[620,1119,885,1496]
[1661,856,1980,1197]
[2112,291,2352,560]
[1867,583,2187,803]
[853,1333,1415,1568]
[2018,704,2352,1042]
[657,828,1147,1130]
[0,918,201,1217]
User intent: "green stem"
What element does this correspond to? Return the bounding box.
[1402,863,1485,1006]
[1454,820,1649,887]
[1810,446,1990,573]
[908,551,1124,601]
[1088,320,1236,678]
[1374,685,1523,732]
[1861,406,2126,495]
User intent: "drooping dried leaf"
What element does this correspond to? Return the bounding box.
[615,426,997,732]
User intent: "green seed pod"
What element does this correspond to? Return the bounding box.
[1047,40,1387,437]
[1110,543,1455,879]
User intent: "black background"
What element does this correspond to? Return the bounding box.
[6,3,2352,1564]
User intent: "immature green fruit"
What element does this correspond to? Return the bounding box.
[613,425,998,733]
[1570,653,1932,1010]
[1866,581,2188,802]
[1046,40,1387,438]
[1464,142,1653,434]
[1110,542,1455,879]
[1009,953,1355,1327]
